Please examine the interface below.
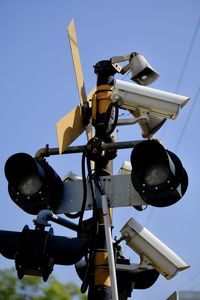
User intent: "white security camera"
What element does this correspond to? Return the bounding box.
[120,218,189,280]
[111,79,189,120]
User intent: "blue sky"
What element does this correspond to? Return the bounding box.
[0,1,200,299]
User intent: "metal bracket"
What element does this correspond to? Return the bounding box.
[55,174,146,214]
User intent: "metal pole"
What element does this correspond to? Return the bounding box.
[87,60,118,300]
[35,140,141,160]
[101,195,119,300]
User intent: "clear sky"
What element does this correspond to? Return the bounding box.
[0,1,200,299]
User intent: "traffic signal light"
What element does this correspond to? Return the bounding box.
[0,225,88,282]
[3,152,90,282]
[130,140,188,207]
[4,153,63,215]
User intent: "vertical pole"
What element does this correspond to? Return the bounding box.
[102,195,119,300]
[88,60,117,300]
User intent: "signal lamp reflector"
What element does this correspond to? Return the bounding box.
[18,174,43,196]
[144,163,170,186]
[130,140,188,207]
[4,153,63,215]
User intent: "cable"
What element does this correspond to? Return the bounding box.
[80,157,99,293]
[104,101,119,136]
[161,18,200,141]
[87,157,98,215]
[173,18,200,151]
[145,19,200,227]
[175,18,200,93]
[175,84,200,153]
[77,153,88,234]
[160,271,200,300]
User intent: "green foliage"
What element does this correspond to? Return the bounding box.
[0,268,20,300]
[0,268,87,300]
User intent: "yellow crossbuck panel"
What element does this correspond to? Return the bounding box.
[56,19,94,153]
[56,105,84,154]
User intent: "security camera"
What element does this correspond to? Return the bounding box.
[111,79,189,120]
[120,218,189,280]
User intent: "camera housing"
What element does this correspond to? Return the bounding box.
[120,218,189,280]
[111,79,189,120]
[111,79,189,137]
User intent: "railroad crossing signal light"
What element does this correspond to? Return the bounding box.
[0,225,88,281]
[130,140,188,207]
[4,153,63,215]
